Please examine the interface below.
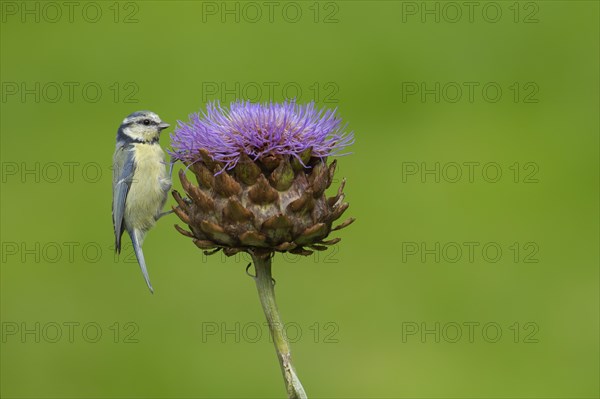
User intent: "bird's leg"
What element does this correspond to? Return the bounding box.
[156,210,174,220]
[157,198,191,220]
[155,157,182,221]
[168,155,177,178]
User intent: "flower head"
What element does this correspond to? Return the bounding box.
[170,100,353,169]
[169,100,354,257]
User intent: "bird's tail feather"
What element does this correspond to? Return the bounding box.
[129,229,154,294]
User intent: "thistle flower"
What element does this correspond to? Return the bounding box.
[170,100,354,257]
[169,100,355,399]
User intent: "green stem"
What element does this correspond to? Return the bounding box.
[251,252,308,399]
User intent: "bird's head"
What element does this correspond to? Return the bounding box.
[118,111,170,144]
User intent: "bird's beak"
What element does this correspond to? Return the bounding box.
[158,122,170,131]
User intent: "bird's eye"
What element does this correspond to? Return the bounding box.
[143,119,151,126]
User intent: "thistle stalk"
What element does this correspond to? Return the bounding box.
[251,251,307,399]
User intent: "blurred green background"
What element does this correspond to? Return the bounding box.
[1,1,598,398]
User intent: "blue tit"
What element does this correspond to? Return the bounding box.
[112,111,172,293]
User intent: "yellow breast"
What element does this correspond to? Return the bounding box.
[125,143,171,231]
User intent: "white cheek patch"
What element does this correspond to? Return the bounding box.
[123,126,143,141]
[124,125,159,142]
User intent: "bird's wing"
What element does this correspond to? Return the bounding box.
[112,145,135,253]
